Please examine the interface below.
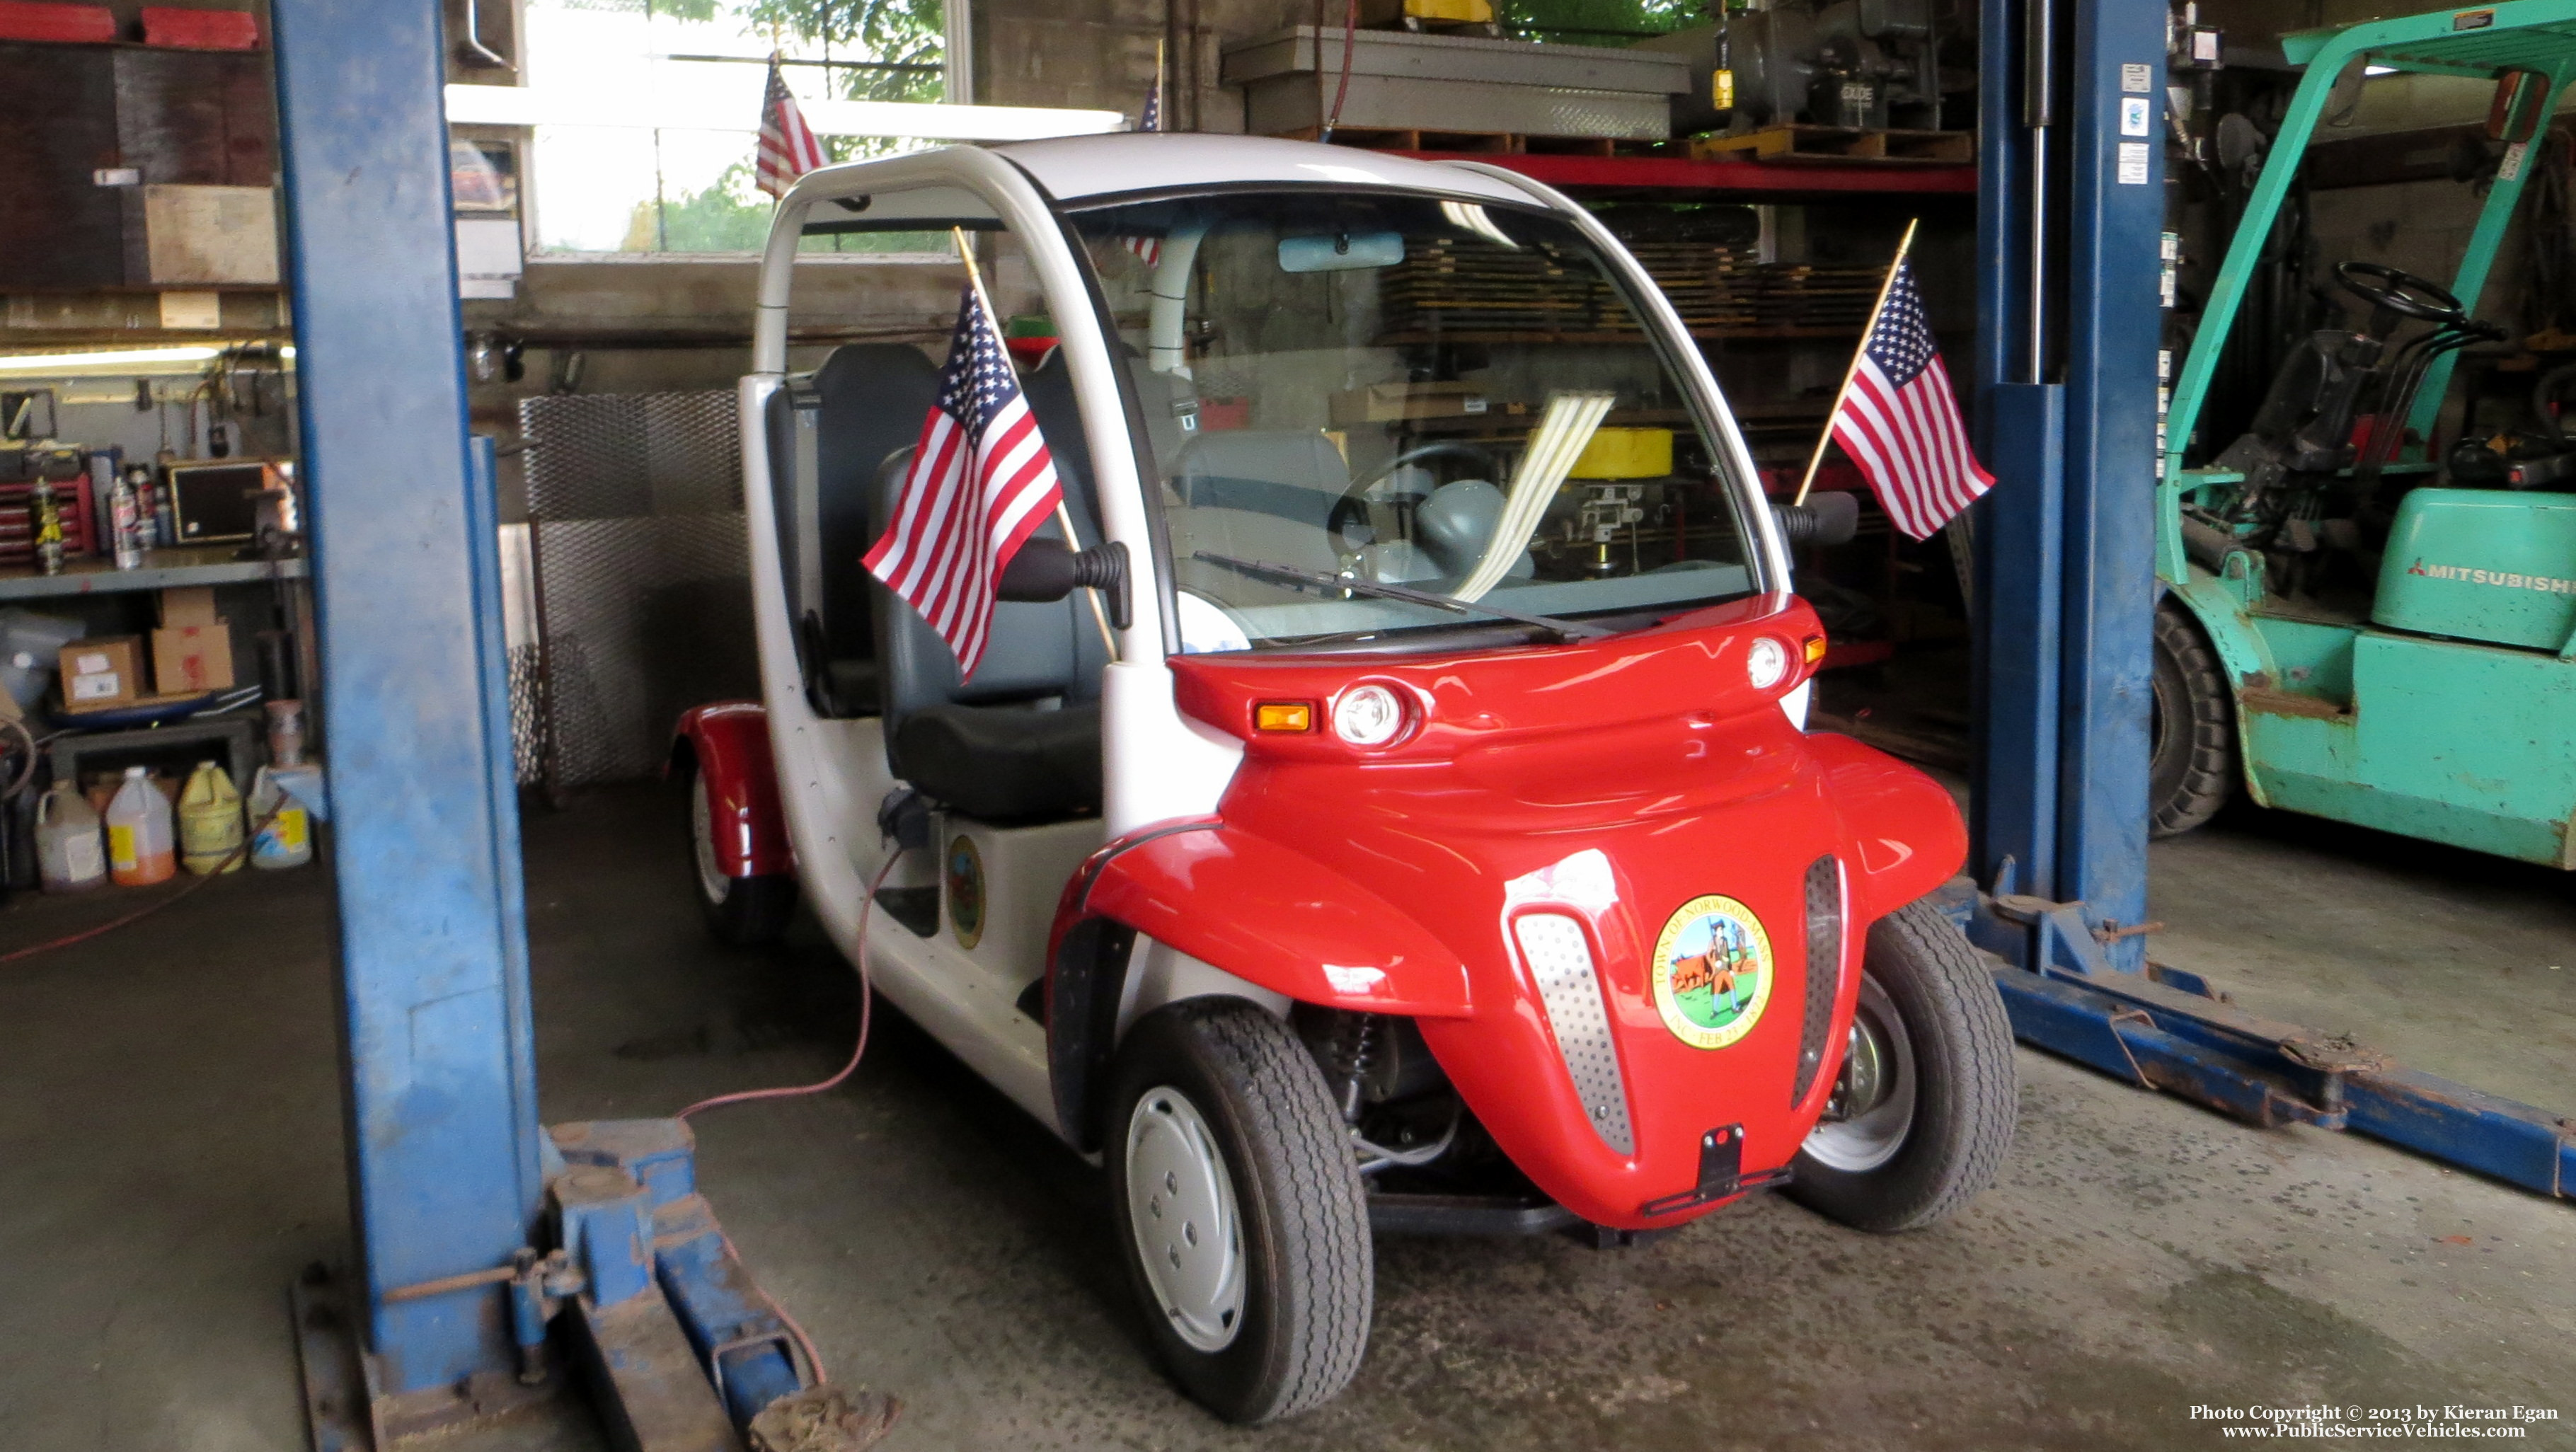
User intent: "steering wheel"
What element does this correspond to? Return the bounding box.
[1328,441,1502,551]
[2335,261,2467,324]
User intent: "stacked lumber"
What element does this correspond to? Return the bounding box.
[1376,228,1878,340]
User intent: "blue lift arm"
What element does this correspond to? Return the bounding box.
[1970,0,2571,1204]
[270,3,840,1443]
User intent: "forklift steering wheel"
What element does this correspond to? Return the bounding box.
[1330,441,1503,550]
[2335,261,2467,324]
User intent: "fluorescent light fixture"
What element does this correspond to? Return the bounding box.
[2365,63,2398,76]
[0,344,294,377]
[444,84,1124,141]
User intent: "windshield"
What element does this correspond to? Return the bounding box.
[1064,189,1761,653]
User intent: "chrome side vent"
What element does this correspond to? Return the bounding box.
[1512,913,1635,1156]
[1791,854,1844,1107]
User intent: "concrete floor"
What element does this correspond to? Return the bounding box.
[1,783,2568,1451]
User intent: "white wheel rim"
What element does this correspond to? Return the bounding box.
[1803,974,1917,1174]
[690,774,729,906]
[1125,1085,1246,1353]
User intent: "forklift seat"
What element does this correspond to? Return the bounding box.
[866,354,1110,822]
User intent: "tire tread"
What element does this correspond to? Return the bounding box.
[2151,599,2237,839]
[1118,1001,1372,1423]
[1789,900,2016,1233]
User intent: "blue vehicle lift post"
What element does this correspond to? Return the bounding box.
[270,4,832,1446]
[1968,0,2572,1202]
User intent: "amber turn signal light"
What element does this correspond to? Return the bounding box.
[1802,635,1829,664]
[1255,701,1316,733]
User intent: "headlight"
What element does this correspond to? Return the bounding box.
[1332,683,1407,747]
[1746,636,1790,691]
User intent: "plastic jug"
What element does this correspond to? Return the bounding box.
[246,766,311,870]
[35,780,107,892]
[105,766,176,886]
[178,760,244,875]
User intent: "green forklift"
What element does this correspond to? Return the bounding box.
[2151,1,2576,867]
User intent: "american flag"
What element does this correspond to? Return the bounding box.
[1827,260,1993,540]
[755,56,827,200]
[863,285,1065,679]
[1122,69,1163,266]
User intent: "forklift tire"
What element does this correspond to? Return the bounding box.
[1106,998,1372,1424]
[685,760,795,946]
[2149,599,2237,838]
[1788,900,2016,1233]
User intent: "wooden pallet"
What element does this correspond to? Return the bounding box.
[1266,127,1681,159]
[1690,126,1975,166]
[1267,125,1521,154]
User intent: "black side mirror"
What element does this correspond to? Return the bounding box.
[1773,492,1861,550]
[997,538,1132,630]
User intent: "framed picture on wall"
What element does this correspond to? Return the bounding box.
[452,139,519,216]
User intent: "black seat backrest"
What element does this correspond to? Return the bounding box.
[1018,349,1105,538]
[868,393,1110,778]
[769,343,941,714]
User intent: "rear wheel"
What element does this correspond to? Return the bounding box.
[1790,900,2016,1233]
[1108,1000,1372,1424]
[684,759,795,945]
[2150,598,2237,838]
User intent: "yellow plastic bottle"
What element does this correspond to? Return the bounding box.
[178,760,244,875]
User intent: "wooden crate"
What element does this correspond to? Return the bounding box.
[1691,126,1975,165]
[1266,125,1522,154]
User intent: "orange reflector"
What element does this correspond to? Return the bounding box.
[1255,701,1316,733]
[1802,635,1829,664]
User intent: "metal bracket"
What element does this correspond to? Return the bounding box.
[297,1119,832,1448]
[1637,1124,1794,1217]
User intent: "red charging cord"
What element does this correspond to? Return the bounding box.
[677,853,896,1120]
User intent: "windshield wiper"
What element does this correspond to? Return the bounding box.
[1192,551,1610,641]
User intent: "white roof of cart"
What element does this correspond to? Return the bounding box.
[989,132,1542,209]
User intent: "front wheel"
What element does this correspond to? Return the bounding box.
[2150,598,2238,838]
[1108,1000,1373,1424]
[1789,900,2016,1233]
[684,759,795,946]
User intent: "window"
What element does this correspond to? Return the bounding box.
[1065,189,1760,654]
[521,0,947,257]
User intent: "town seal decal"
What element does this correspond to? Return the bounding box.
[1651,895,1773,1049]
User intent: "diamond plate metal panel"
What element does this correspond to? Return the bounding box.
[1513,912,1634,1155]
[519,391,758,787]
[1793,855,1845,1106]
[522,391,743,522]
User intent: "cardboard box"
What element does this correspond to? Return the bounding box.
[1328,381,1516,426]
[59,636,142,713]
[151,624,234,693]
[159,587,220,628]
[121,185,281,287]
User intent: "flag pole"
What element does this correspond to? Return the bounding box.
[1792,217,1920,508]
[948,227,1122,662]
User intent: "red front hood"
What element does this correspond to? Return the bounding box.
[1162,594,1962,1228]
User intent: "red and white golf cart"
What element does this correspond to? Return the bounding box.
[677,133,2013,1423]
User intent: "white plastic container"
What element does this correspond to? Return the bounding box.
[246,766,312,870]
[35,780,107,892]
[0,608,82,713]
[105,766,176,887]
[178,760,244,875]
